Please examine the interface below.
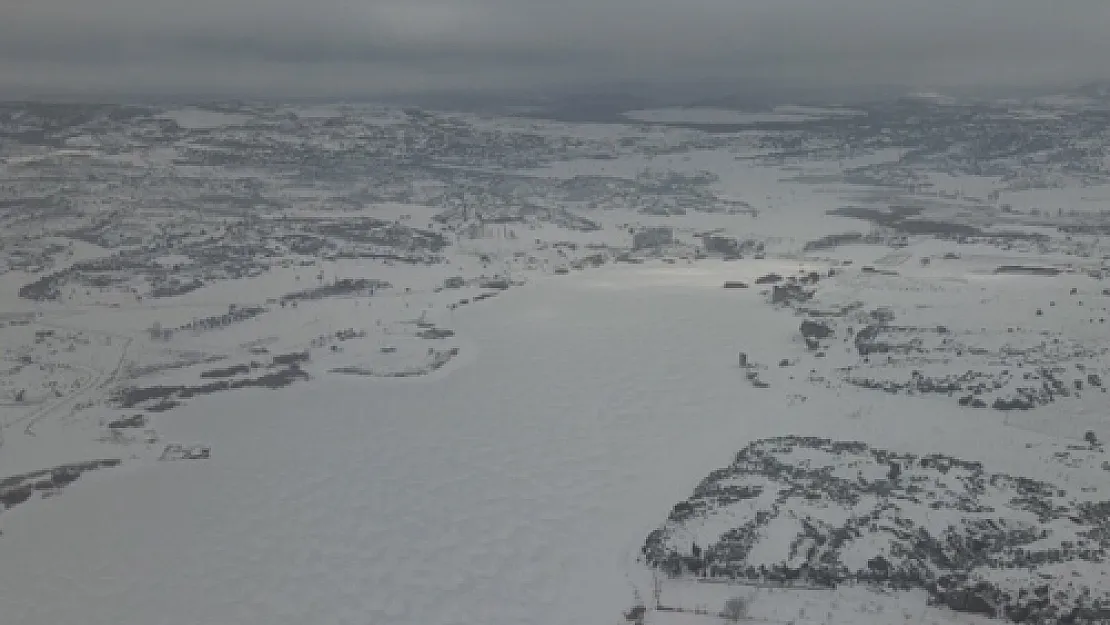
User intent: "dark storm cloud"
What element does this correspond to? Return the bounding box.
[1,0,1108,98]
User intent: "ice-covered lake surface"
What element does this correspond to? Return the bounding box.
[0,261,1002,625]
[0,263,797,625]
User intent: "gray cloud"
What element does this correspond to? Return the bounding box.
[1,0,1109,99]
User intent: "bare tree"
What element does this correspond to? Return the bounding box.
[1085,430,1099,447]
[722,596,748,622]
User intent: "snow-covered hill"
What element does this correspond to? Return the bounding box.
[645,436,1110,622]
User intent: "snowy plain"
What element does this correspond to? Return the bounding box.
[0,261,1023,625]
[3,94,1110,625]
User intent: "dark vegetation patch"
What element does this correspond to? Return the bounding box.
[108,414,147,429]
[330,347,459,378]
[1,459,122,514]
[644,436,1110,624]
[803,231,880,252]
[114,365,310,409]
[179,306,268,333]
[829,206,1047,242]
[271,351,310,366]
[199,364,252,379]
[280,278,390,303]
[151,279,206,299]
[845,320,1105,412]
[994,266,1062,276]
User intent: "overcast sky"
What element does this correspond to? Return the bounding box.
[2,0,1109,99]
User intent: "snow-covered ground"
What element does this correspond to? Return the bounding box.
[3,95,1110,625]
[0,262,1029,625]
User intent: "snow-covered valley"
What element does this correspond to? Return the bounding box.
[2,92,1110,624]
[0,262,1053,625]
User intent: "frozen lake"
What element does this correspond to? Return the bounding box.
[0,262,919,625]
